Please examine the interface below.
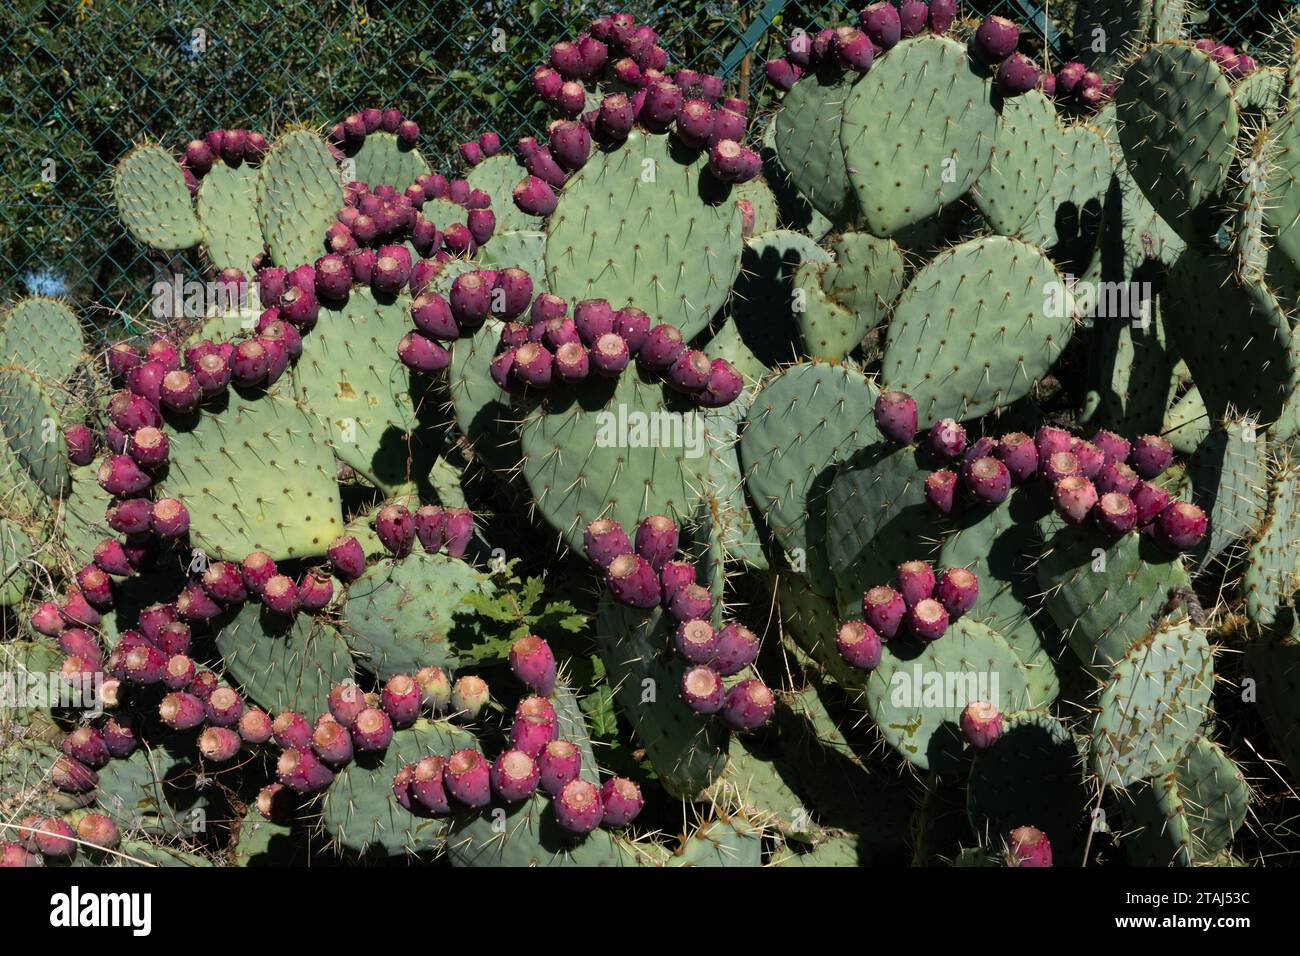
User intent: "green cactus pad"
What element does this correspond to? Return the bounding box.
[1075,0,1153,74]
[0,366,70,497]
[968,711,1085,861]
[1244,461,1300,626]
[466,152,543,234]
[1037,520,1191,674]
[774,68,858,224]
[1091,618,1213,788]
[113,144,204,250]
[479,228,546,276]
[689,396,769,572]
[1188,419,1269,568]
[1244,628,1300,782]
[94,736,213,839]
[841,36,997,237]
[1021,124,1113,267]
[1165,385,1211,455]
[347,132,428,190]
[738,362,880,594]
[1116,43,1239,239]
[58,460,114,563]
[1081,298,1179,436]
[728,230,829,369]
[0,298,85,384]
[543,130,743,340]
[1263,103,1300,273]
[320,719,475,857]
[196,161,265,273]
[258,130,341,271]
[341,551,494,679]
[735,176,780,236]
[158,392,344,561]
[519,368,710,557]
[881,235,1071,427]
[213,601,353,715]
[595,597,729,797]
[447,318,520,474]
[793,231,906,361]
[0,517,35,606]
[971,91,1060,238]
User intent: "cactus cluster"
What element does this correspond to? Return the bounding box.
[7,0,1300,869]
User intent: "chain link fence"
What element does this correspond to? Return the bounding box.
[0,0,1288,327]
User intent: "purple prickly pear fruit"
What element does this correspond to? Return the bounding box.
[398,331,451,373]
[837,620,882,669]
[102,716,137,757]
[510,696,557,755]
[785,31,812,68]
[711,107,746,145]
[204,129,226,155]
[863,586,907,639]
[834,26,875,69]
[550,120,592,170]
[1071,439,1105,479]
[312,718,355,766]
[357,107,382,133]
[961,700,1002,749]
[1079,85,1104,111]
[859,2,902,48]
[63,727,110,769]
[459,140,484,166]
[205,686,244,727]
[33,817,78,858]
[77,813,120,850]
[601,777,644,826]
[491,749,540,803]
[907,598,949,641]
[874,390,918,445]
[259,319,302,359]
[245,131,268,161]
[510,635,558,697]
[708,139,749,182]
[639,324,686,370]
[395,119,419,148]
[105,422,126,453]
[137,603,177,643]
[714,622,760,676]
[698,358,744,408]
[65,424,96,466]
[926,469,958,514]
[1008,826,1053,867]
[442,508,474,558]
[414,505,447,553]
[278,283,319,328]
[190,670,220,701]
[314,254,352,300]
[154,621,191,656]
[450,272,494,329]
[641,81,684,130]
[272,711,313,750]
[501,322,529,348]
[1041,450,1081,484]
[997,53,1040,96]
[635,514,679,569]
[178,579,223,621]
[230,339,270,387]
[513,342,555,389]
[1052,476,1099,524]
[764,57,802,91]
[277,747,335,793]
[378,107,402,133]
[898,0,930,36]
[1157,501,1207,551]
[667,349,711,393]
[1095,460,1139,496]
[193,351,231,397]
[973,15,1019,64]
[298,569,334,611]
[148,497,188,538]
[549,39,586,78]
[59,627,104,664]
[260,336,290,384]
[108,342,141,382]
[491,268,533,320]
[542,317,580,351]
[257,265,288,305]
[221,128,248,166]
[525,144,568,188]
[348,248,377,286]
[257,782,294,819]
[574,299,615,345]
[554,778,604,834]
[584,518,633,569]
[350,707,394,753]
[675,619,719,664]
[668,582,712,623]
[896,560,936,608]
[381,674,422,727]
[478,131,502,156]
[444,749,492,807]
[326,535,366,581]
[675,98,715,148]
[202,561,247,604]
[1091,429,1131,464]
[963,435,999,464]
[554,342,591,382]
[372,244,412,295]
[1094,491,1138,536]
[1037,72,1057,95]
[93,538,134,577]
[608,553,663,609]
[935,567,979,618]
[390,764,416,813]
[165,654,198,691]
[513,174,560,217]
[411,293,459,340]
[1035,425,1073,463]
[327,682,368,728]
[453,675,492,721]
[409,756,451,813]
[1130,434,1174,479]
[531,64,564,101]
[31,602,63,637]
[590,333,630,376]
[1130,481,1172,527]
[537,740,582,796]
[109,389,161,432]
[596,92,636,141]
[928,418,967,458]
[159,691,206,730]
[467,207,496,246]
[375,504,415,557]
[1056,61,1086,95]
[60,588,102,628]
[928,0,956,32]
[531,292,567,325]
[964,456,1011,504]
[722,678,775,730]
[261,574,300,616]
[660,560,696,606]
[184,138,215,175]
[97,454,151,496]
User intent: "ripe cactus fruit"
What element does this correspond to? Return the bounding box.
[634,514,679,569]
[722,678,775,730]
[278,747,336,793]
[896,561,936,608]
[675,619,719,664]
[312,718,355,766]
[600,777,644,826]
[960,701,1003,749]
[382,674,422,726]
[714,622,760,676]
[607,553,662,609]
[1052,476,1099,524]
[199,726,242,762]
[328,682,368,727]
[510,696,558,755]
[863,586,907,639]
[1157,502,1208,551]
[351,707,394,752]
[1131,435,1174,479]
[327,535,367,579]
[907,598,949,642]
[411,756,451,813]
[445,749,492,807]
[836,620,882,669]
[1007,826,1053,867]
[509,635,558,696]
[681,665,724,714]
[491,749,541,802]
[935,567,979,618]
[926,469,958,514]
[537,739,582,796]
[964,456,1011,504]
[668,583,713,623]
[874,390,918,445]
[1095,492,1139,535]
[554,778,603,834]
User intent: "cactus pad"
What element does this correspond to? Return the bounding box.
[0,366,70,497]
[774,68,858,224]
[0,298,85,384]
[793,231,906,361]
[113,144,204,250]
[258,130,342,271]
[196,162,265,272]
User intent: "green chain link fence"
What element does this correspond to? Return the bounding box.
[0,0,1289,327]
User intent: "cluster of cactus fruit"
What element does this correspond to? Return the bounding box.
[10,0,1300,868]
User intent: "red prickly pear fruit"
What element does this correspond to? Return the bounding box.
[164,654,197,690]
[896,560,936,608]
[1034,425,1073,462]
[64,424,96,466]
[510,695,557,755]
[1,841,40,866]
[541,316,580,352]
[159,691,206,730]
[1130,434,1174,479]
[1056,62,1086,95]
[549,120,592,170]
[312,717,355,766]
[103,716,137,757]
[491,268,533,321]
[128,359,167,406]
[63,727,110,769]
[1041,449,1081,484]
[667,582,711,623]
[574,299,615,345]
[960,700,1003,749]
[607,553,663,610]
[640,81,684,131]
[445,749,493,807]
[205,686,244,727]
[492,749,541,802]
[590,333,630,376]
[449,271,494,330]
[31,601,64,637]
[601,777,644,826]
[97,454,151,496]
[202,560,247,603]
[697,358,744,407]
[667,349,711,393]
[722,678,776,730]
[860,2,902,48]
[442,508,474,558]
[997,53,1040,96]
[108,389,161,432]
[907,598,949,642]
[596,92,636,140]
[126,425,168,468]
[279,283,319,327]
[1091,429,1131,464]
[863,585,907,639]
[240,548,278,595]
[33,817,78,858]
[675,619,718,664]
[554,778,603,834]
[525,144,568,188]
[124,643,167,684]
[459,140,484,166]
[1071,438,1105,479]
[77,813,120,850]
[531,291,567,325]
[396,120,419,149]
[1052,476,1099,525]
[60,588,102,628]
[707,138,750,182]
[764,57,801,91]
[298,569,334,611]
[394,764,418,813]
[537,739,582,796]
[634,514,679,570]
[1095,460,1138,496]
[189,670,220,701]
[994,431,1039,483]
[531,64,564,100]
[193,351,231,397]
[584,518,633,570]
[834,26,875,69]
[314,254,352,300]
[184,138,215,174]
[1131,480,1173,528]
[681,665,724,714]
[375,504,415,557]
[874,391,918,445]
[639,324,685,370]
[410,756,451,813]
[258,266,288,305]
[675,98,715,148]
[973,15,1019,64]
[929,0,956,33]
[478,131,502,156]
[150,497,190,538]
[220,128,248,166]
[513,175,559,216]
[277,747,335,793]
[1008,826,1053,867]
[1156,501,1207,551]
[137,603,177,643]
[554,342,591,382]
[327,536,366,580]
[257,782,295,820]
[58,627,100,664]
[1094,491,1138,536]
[154,621,191,656]
[837,620,882,670]
[348,248,377,285]
[272,711,314,750]
[413,505,447,553]
[93,538,134,577]
[160,369,200,412]
[108,342,141,381]
[452,675,492,721]
[964,456,1011,504]
[928,419,968,458]
[935,567,979,618]
[710,107,747,146]
[398,331,451,373]
[467,208,495,246]
[230,339,270,387]
[714,622,760,676]
[659,560,696,606]
[926,469,958,514]
[261,574,299,616]
[784,31,811,68]
[372,244,412,295]
[351,707,394,752]
[411,293,458,340]
[327,682,368,727]
[510,635,558,697]
[382,674,422,727]
[416,666,452,714]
